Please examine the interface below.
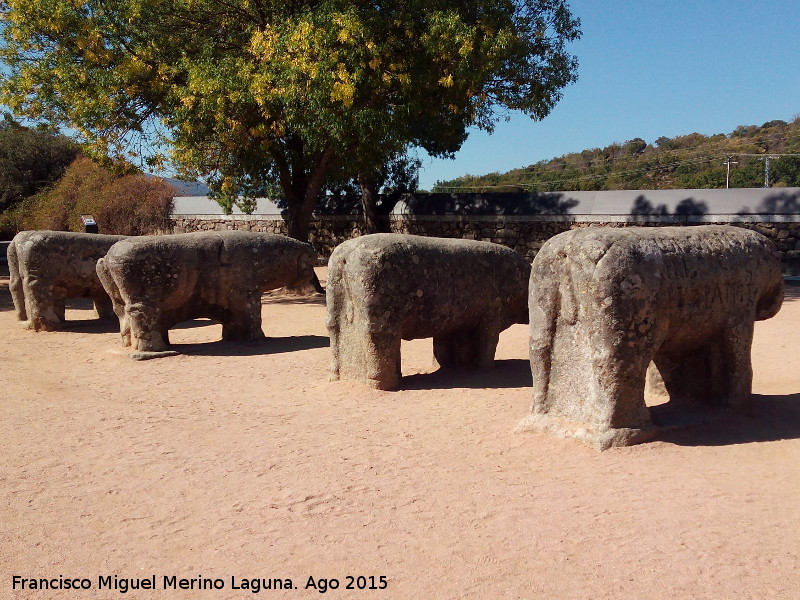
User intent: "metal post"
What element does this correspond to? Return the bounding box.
[724,156,738,189]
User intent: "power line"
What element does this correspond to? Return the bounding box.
[738,153,800,157]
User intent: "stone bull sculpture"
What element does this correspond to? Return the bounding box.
[518,225,784,450]
[96,231,316,354]
[7,230,126,331]
[326,233,531,390]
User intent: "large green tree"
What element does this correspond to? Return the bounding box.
[0,116,80,213]
[0,0,580,241]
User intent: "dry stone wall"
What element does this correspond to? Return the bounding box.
[171,213,800,266]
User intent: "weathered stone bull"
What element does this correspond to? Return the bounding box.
[326,233,531,390]
[7,230,126,331]
[96,231,316,354]
[518,225,784,450]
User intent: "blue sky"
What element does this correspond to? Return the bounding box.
[416,0,800,190]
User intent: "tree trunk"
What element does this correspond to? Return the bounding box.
[273,144,333,295]
[284,189,314,243]
[358,173,382,234]
[281,177,325,295]
[282,193,323,294]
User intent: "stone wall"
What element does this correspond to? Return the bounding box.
[172,215,362,259]
[397,217,800,261]
[171,214,800,265]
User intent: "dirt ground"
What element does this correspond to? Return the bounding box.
[1,267,799,600]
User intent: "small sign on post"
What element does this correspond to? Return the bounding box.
[80,214,98,234]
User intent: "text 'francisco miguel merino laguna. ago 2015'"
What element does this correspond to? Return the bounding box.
[12,574,390,594]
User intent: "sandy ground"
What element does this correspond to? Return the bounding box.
[1,267,799,600]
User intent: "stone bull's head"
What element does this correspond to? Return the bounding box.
[755,275,785,321]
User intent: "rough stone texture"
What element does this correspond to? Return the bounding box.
[7,230,127,331]
[96,231,316,354]
[518,225,784,450]
[326,233,531,390]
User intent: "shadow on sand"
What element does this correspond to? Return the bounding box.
[651,393,800,446]
[167,334,330,357]
[0,278,13,312]
[401,359,532,391]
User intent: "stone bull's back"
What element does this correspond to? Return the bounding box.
[586,226,782,322]
[104,234,210,292]
[19,231,125,270]
[17,231,126,292]
[103,230,314,304]
[350,234,529,337]
[218,231,316,289]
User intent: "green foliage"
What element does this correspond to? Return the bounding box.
[325,150,421,198]
[0,116,80,213]
[433,116,800,192]
[0,0,580,239]
[7,157,174,235]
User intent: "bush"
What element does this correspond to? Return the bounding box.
[0,119,80,213]
[13,157,174,235]
[96,174,176,235]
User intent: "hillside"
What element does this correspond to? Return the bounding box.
[432,117,800,192]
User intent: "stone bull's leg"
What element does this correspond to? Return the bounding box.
[476,322,502,368]
[332,319,402,390]
[96,257,130,342]
[53,289,66,323]
[9,277,27,321]
[126,302,169,352]
[366,332,402,390]
[92,295,116,320]
[719,319,755,409]
[119,314,132,347]
[326,274,345,381]
[22,276,62,331]
[7,243,27,321]
[653,346,722,407]
[599,342,657,436]
[520,317,660,450]
[328,322,342,381]
[654,320,753,410]
[433,321,501,369]
[433,328,479,368]
[222,290,265,342]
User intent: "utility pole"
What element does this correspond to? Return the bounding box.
[737,153,800,187]
[758,155,779,187]
[723,156,738,188]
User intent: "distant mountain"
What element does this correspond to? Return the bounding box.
[144,174,210,196]
[432,117,800,192]
[163,177,210,196]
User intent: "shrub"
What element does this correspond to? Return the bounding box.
[14,157,174,235]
